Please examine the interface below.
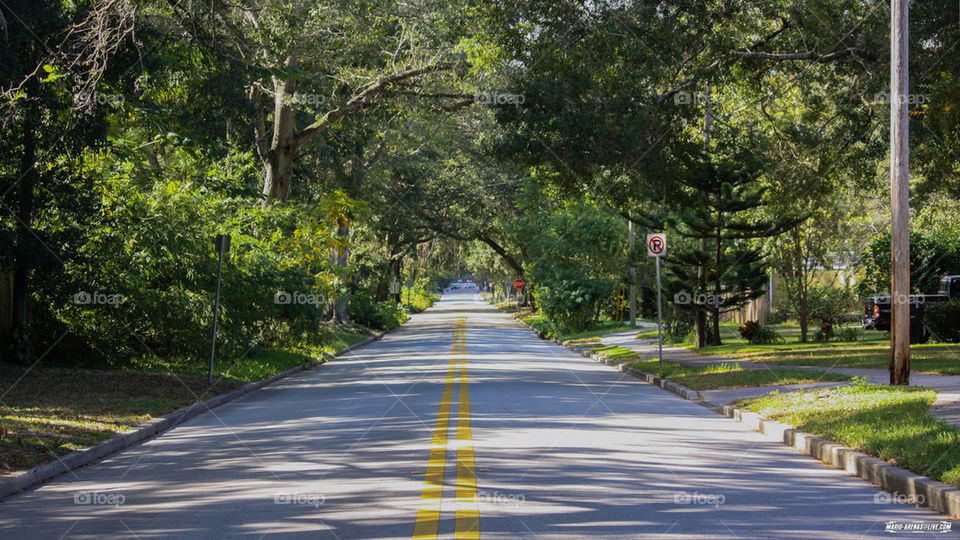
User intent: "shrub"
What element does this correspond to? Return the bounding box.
[533,272,614,333]
[809,287,860,325]
[924,300,960,343]
[347,290,407,331]
[814,321,835,342]
[664,319,694,343]
[837,327,860,342]
[738,320,783,344]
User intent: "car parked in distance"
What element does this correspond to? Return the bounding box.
[863,275,960,343]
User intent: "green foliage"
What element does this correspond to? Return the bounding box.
[859,230,960,296]
[837,327,861,342]
[814,322,835,342]
[402,278,439,313]
[654,143,801,346]
[738,321,783,344]
[524,195,623,333]
[346,290,407,331]
[808,286,860,325]
[535,274,614,333]
[663,317,694,343]
[58,148,358,361]
[924,300,960,344]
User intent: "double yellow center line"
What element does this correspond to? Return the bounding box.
[413,316,480,539]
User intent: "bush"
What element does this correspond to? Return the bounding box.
[533,272,614,333]
[838,327,860,342]
[402,277,439,314]
[738,321,783,344]
[809,287,859,325]
[46,152,363,365]
[814,321,835,342]
[347,290,407,331]
[664,318,694,343]
[924,300,960,343]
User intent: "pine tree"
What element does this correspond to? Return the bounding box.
[665,148,804,345]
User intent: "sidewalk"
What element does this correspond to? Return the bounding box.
[601,328,960,427]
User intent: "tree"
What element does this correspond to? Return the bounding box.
[0,1,114,359]
[155,0,478,204]
[662,145,804,345]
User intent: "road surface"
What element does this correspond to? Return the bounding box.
[0,294,952,538]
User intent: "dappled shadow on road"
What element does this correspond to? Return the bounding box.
[0,299,948,539]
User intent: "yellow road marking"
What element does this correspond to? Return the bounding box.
[413,316,479,539]
[452,317,463,355]
[412,354,458,539]
[455,357,480,539]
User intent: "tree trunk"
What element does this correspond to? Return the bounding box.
[12,100,38,338]
[711,233,723,345]
[330,222,351,324]
[262,145,296,203]
[392,256,402,304]
[798,286,809,342]
[261,56,298,204]
[697,86,712,349]
[695,236,708,348]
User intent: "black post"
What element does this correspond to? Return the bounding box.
[209,234,230,385]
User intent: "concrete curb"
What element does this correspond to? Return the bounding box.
[617,364,702,401]
[493,301,960,518]
[715,403,960,517]
[0,330,388,501]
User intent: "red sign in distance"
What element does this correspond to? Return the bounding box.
[514,278,525,290]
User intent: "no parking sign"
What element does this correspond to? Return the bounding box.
[647,233,667,257]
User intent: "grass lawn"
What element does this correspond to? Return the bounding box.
[562,337,603,349]
[0,326,371,475]
[0,365,242,474]
[672,322,960,375]
[591,345,640,361]
[713,342,960,374]
[738,383,960,488]
[624,360,852,391]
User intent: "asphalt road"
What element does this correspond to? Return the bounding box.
[0,294,954,539]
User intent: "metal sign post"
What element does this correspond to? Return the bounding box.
[209,234,230,385]
[647,233,667,367]
[655,256,664,368]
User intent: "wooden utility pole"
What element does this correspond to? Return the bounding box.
[889,0,911,385]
